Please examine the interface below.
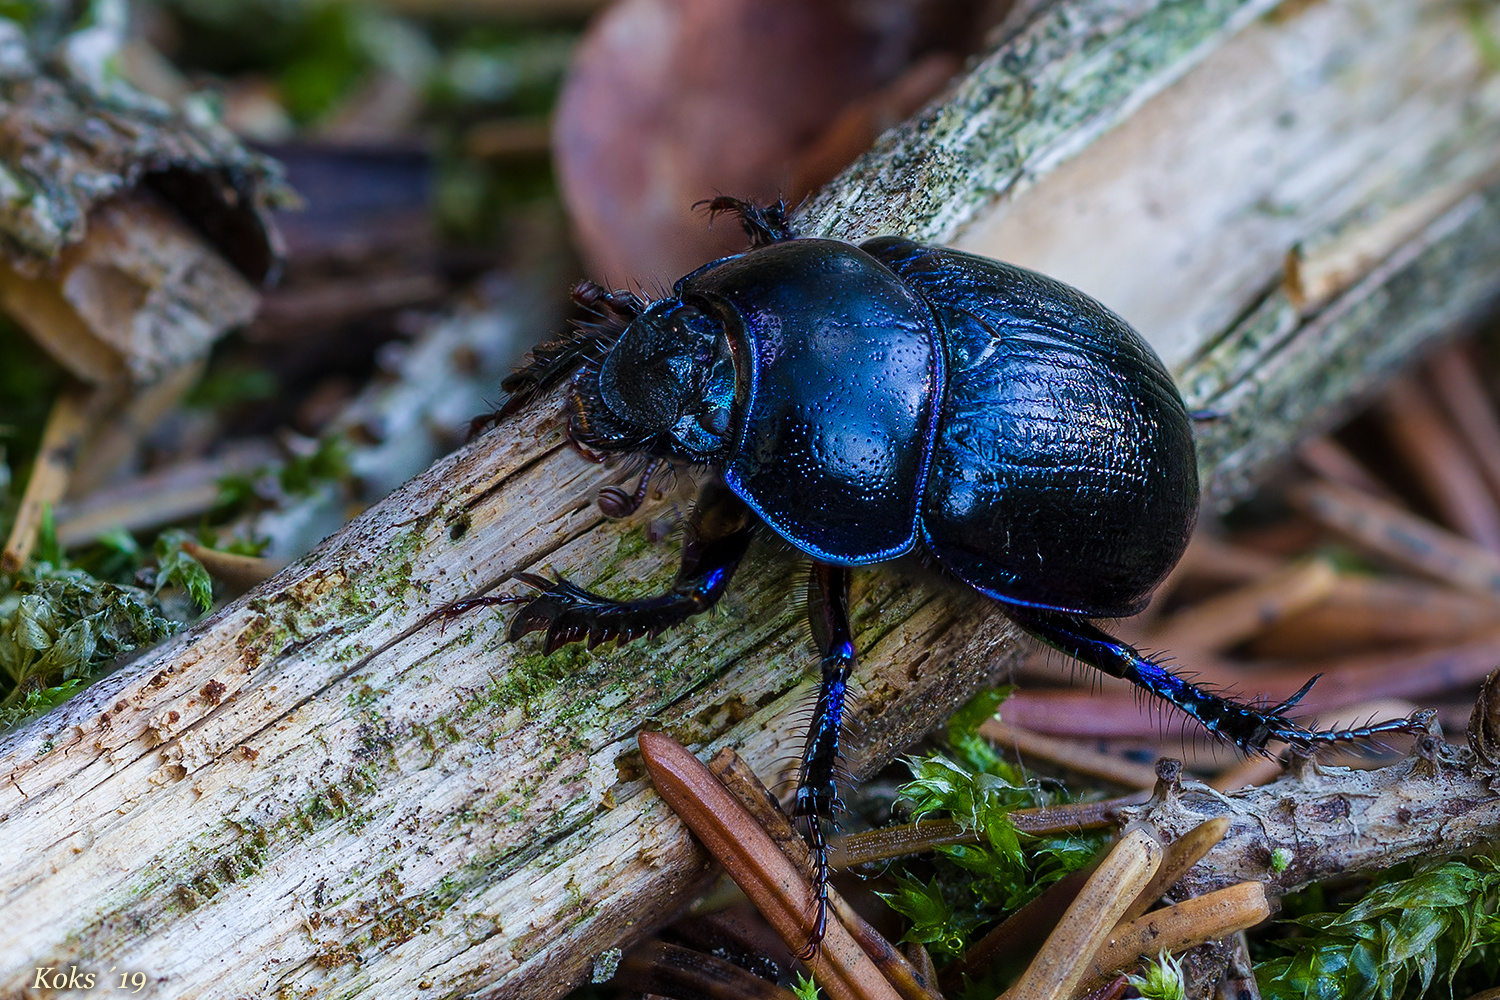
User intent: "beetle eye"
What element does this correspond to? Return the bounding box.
[698,406,732,437]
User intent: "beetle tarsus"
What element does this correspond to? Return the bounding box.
[696,196,797,246]
[792,563,855,958]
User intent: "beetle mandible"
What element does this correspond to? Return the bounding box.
[471,198,1416,948]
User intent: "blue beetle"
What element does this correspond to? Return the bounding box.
[478,199,1414,948]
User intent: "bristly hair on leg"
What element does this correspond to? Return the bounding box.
[482,280,645,428]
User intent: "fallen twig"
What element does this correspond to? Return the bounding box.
[832,795,1143,871]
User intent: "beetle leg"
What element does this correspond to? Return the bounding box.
[695,196,798,246]
[507,482,755,653]
[476,281,645,429]
[1002,607,1425,753]
[597,458,665,518]
[792,562,855,958]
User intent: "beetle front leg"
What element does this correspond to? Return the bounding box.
[508,482,755,653]
[1002,606,1423,752]
[792,562,855,957]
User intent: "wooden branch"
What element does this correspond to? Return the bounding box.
[3,0,1500,998]
[1126,723,1500,901]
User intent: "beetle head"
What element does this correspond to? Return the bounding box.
[576,299,739,460]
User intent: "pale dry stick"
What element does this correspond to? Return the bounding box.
[1000,829,1163,1000]
[1244,573,1500,660]
[1145,558,1337,653]
[1289,480,1500,599]
[1296,436,1397,500]
[1379,377,1500,552]
[709,749,944,1000]
[978,718,1161,789]
[53,441,278,548]
[69,358,205,497]
[1425,345,1500,509]
[1076,881,1272,994]
[1463,987,1500,1000]
[1,384,93,573]
[1118,817,1230,924]
[638,732,902,1000]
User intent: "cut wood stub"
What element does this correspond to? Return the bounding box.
[0,188,259,384]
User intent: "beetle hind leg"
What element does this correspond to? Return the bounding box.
[791,562,855,957]
[1002,606,1423,752]
[507,481,755,653]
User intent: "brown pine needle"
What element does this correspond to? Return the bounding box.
[1079,881,1272,992]
[638,731,902,1000]
[1426,345,1500,511]
[1290,480,1500,599]
[903,942,939,991]
[1147,558,1338,653]
[708,749,945,1000]
[1001,828,1163,1000]
[980,718,1161,789]
[1079,977,1130,1000]
[1245,574,1500,660]
[1296,436,1396,500]
[1379,376,1500,552]
[939,864,1099,993]
[613,939,801,999]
